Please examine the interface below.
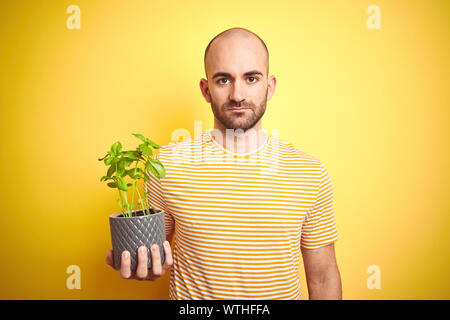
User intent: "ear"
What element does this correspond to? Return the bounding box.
[200,78,211,103]
[266,75,277,101]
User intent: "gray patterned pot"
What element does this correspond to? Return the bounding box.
[109,208,166,271]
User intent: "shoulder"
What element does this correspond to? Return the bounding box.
[269,135,325,168]
[156,133,207,161]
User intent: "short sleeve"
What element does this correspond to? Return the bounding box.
[143,153,175,241]
[300,163,338,249]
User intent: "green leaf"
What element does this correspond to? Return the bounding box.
[132,133,147,144]
[107,165,115,177]
[107,182,118,188]
[98,154,109,161]
[127,168,140,179]
[150,159,165,177]
[133,133,161,149]
[141,168,152,181]
[147,159,165,179]
[146,139,161,149]
[143,170,152,181]
[139,143,153,157]
[118,159,133,170]
[127,168,143,180]
[145,161,158,178]
[123,151,139,160]
[117,167,126,177]
[110,141,122,156]
[125,159,133,167]
[104,157,113,165]
[115,176,128,191]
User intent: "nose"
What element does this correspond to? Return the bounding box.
[229,80,246,104]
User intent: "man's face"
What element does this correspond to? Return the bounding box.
[201,34,274,132]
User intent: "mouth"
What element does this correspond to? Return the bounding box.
[228,107,249,111]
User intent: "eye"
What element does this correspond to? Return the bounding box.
[247,76,258,83]
[218,78,229,84]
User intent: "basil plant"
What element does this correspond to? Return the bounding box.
[98,133,165,217]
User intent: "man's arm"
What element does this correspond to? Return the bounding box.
[301,242,342,300]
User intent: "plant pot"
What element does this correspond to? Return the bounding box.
[109,208,166,271]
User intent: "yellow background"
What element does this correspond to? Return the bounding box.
[0,0,449,299]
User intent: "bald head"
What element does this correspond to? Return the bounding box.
[204,28,269,78]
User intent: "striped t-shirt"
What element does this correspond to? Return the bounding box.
[144,130,338,300]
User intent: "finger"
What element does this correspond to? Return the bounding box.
[150,244,162,276]
[135,246,149,280]
[106,249,114,268]
[162,241,174,270]
[120,251,132,279]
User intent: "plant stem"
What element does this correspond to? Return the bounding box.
[143,188,151,215]
[118,189,126,215]
[135,186,148,215]
[130,161,138,215]
[115,162,129,215]
[122,190,131,217]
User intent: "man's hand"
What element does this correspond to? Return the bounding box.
[106,240,174,281]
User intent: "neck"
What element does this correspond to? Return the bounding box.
[211,119,267,154]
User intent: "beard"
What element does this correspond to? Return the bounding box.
[210,91,267,132]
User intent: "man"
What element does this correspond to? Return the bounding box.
[106,27,342,300]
